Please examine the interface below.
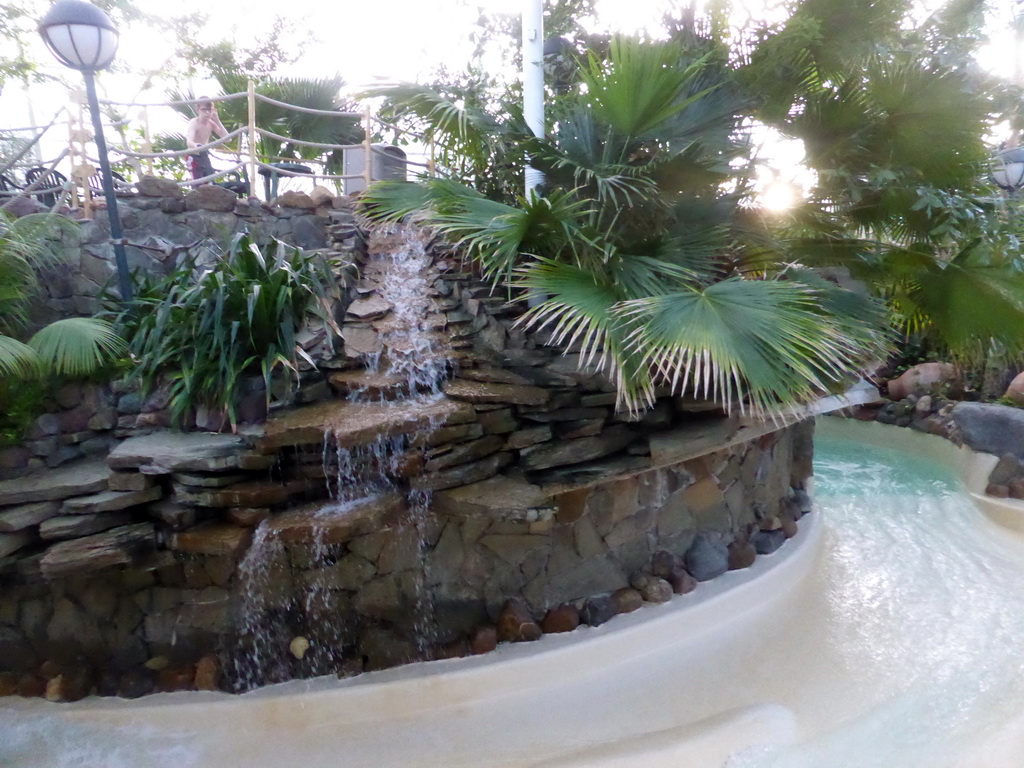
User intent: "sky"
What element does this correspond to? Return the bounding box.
[2,0,1020,204]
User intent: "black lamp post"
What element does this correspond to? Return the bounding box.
[38,0,133,302]
[991,146,1024,195]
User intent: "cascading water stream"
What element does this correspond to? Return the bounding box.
[232,222,452,689]
[6,421,1024,766]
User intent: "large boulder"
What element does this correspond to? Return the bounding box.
[184,184,237,212]
[1003,371,1024,406]
[887,362,957,401]
[135,175,183,199]
[952,402,1024,459]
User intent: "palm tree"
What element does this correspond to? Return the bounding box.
[0,212,124,380]
[745,0,1024,371]
[364,33,891,415]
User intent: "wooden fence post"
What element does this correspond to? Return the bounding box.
[141,106,153,176]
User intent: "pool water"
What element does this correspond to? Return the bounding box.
[3,419,1024,767]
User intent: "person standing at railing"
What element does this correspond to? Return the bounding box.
[185,97,228,182]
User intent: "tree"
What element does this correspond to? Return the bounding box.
[365,32,890,415]
[364,0,1024,412]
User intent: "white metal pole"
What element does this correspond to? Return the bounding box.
[522,0,544,199]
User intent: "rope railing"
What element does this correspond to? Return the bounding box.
[96,92,249,108]
[252,92,361,118]
[7,79,439,207]
[108,127,246,159]
[254,127,361,152]
[0,107,69,178]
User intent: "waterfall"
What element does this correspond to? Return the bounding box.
[230,222,452,690]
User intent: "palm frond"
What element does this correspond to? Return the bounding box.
[620,278,877,413]
[27,318,126,377]
[0,335,41,379]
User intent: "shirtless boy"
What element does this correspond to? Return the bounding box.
[185,97,228,182]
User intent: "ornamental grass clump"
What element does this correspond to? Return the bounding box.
[120,232,339,430]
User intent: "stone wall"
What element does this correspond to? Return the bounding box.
[22,176,360,325]
[0,202,816,698]
[0,179,366,477]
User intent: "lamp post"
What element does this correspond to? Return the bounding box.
[991,146,1024,195]
[522,0,544,200]
[39,0,133,302]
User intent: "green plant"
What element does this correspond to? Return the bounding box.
[118,232,340,429]
[364,34,892,416]
[0,212,125,380]
[0,211,126,442]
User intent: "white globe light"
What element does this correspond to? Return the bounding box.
[38,0,119,71]
[991,147,1024,192]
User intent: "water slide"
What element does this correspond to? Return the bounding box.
[4,418,1024,767]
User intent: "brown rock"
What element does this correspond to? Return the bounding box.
[44,670,92,702]
[174,481,288,508]
[555,488,589,524]
[309,186,335,206]
[651,550,684,578]
[39,511,133,540]
[629,574,672,603]
[328,370,407,400]
[264,495,404,545]
[169,523,252,557]
[727,541,757,570]
[184,184,237,212]
[437,637,471,660]
[667,566,698,595]
[519,424,635,471]
[39,523,155,579]
[108,472,156,492]
[0,530,35,557]
[136,175,183,198]
[470,624,498,655]
[340,325,383,358]
[259,398,474,452]
[496,598,542,642]
[226,506,271,527]
[443,379,550,406]
[0,671,18,696]
[0,459,110,506]
[194,654,221,691]
[17,673,45,697]
[541,603,581,634]
[276,190,316,209]
[887,362,957,400]
[505,425,553,450]
[423,435,504,472]
[987,483,1010,498]
[159,665,196,692]
[346,296,391,320]
[611,587,644,614]
[61,486,162,514]
[780,516,798,538]
[1010,480,1024,500]
[410,451,512,492]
